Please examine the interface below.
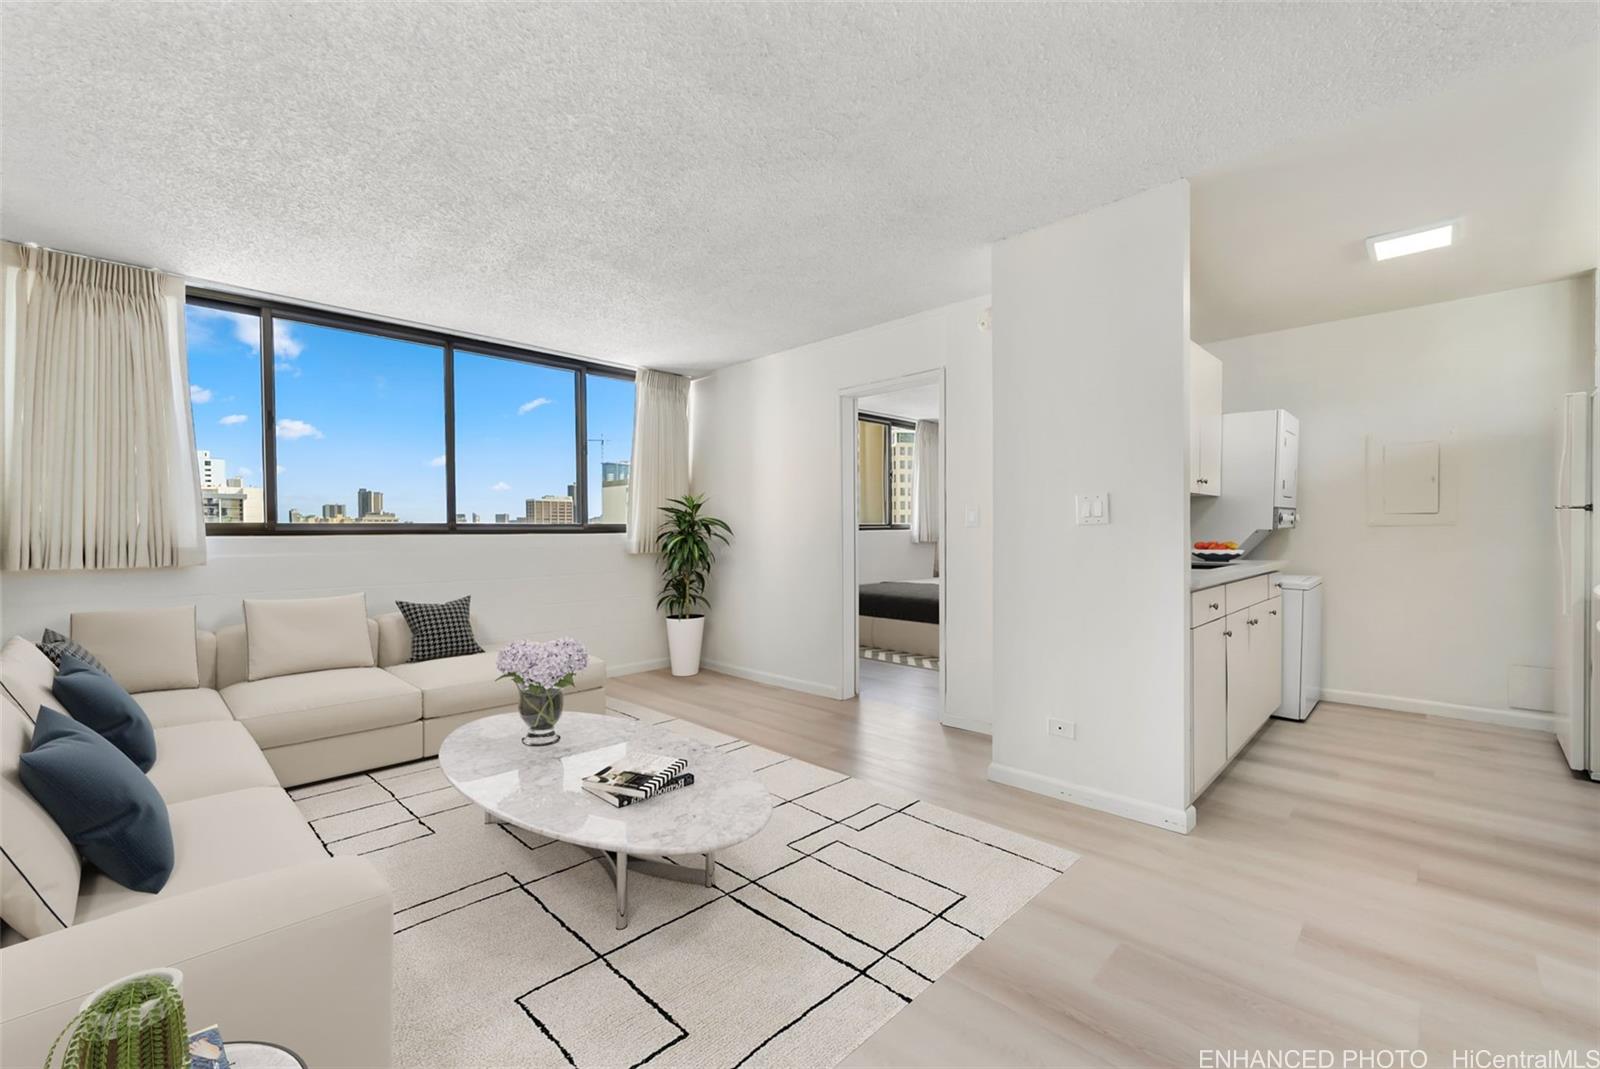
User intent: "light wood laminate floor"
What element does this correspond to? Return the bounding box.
[609,669,1600,1068]
[858,656,942,719]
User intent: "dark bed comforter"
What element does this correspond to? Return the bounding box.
[858,581,940,625]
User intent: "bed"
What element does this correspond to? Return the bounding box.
[858,578,940,657]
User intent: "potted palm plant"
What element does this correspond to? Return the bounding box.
[656,493,732,676]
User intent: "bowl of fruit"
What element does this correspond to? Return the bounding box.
[1192,540,1242,563]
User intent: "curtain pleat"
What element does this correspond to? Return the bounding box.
[911,418,941,546]
[625,368,691,554]
[2,244,207,571]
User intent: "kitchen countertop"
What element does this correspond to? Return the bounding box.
[1189,559,1287,591]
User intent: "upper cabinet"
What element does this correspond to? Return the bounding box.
[1189,342,1222,496]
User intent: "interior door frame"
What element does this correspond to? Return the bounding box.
[837,368,947,711]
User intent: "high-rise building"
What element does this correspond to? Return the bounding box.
[523,496,574,525]
[196,449,225,490]
[200,477,263,524]
[891,428,915,526]
[357,488,384,517]
[494,513,510,524]
[321,503,347,520]
[600,461,631,525]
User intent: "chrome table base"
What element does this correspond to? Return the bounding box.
[592,849,716,929]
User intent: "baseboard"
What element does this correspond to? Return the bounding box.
[700,659,844,700]
[987,762,1196,834]
[1319,689,1557,733]
[941,715,993,736]
[606,657,670,677]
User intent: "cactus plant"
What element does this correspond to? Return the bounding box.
[45,971,188,1069]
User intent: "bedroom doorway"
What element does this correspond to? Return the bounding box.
[840,372,945,720]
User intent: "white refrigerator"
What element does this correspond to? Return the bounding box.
[1554,390,1596,779]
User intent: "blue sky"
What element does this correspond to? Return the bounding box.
[185,304,634,523]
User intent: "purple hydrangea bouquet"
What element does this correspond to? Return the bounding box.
[497,638,588,747]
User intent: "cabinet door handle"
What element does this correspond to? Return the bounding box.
[1208,602,1220,611]
[1269,609,1278,616]
[1222,630,1232,637]
[1247,618,1257,626]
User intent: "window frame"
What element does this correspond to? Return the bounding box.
[857,411,914,531]
[187,288,635,535]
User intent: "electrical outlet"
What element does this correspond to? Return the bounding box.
[1047,719,1075,739]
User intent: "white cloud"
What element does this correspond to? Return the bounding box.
[429,455,446,468]
[218,413,248,426]
[276,465,286,475]
[237,467,253,479]
[275,361,301,377]
[186,305,286,356]
[189,384,212,404]
[272,320,303,358]
[276,418,323,440]
[490,481,511,492]
[517,398,551,415]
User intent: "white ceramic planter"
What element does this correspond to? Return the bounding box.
[666,615,706,677]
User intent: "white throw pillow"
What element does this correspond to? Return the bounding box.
[69,606,200,693]
[0,690,79,938]
[0,637,57,721]
[244,593,375,681]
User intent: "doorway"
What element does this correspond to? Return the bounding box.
[839,372,946,720]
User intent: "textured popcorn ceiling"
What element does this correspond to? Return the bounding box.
[1,3,1592,373]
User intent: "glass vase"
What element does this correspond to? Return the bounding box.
[518,687,563,747]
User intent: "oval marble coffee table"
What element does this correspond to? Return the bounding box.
[439,712,772,929]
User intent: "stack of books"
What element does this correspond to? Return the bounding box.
[582,754,695,808]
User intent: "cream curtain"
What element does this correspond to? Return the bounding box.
[911,418,940,546]
[2,244,206,570]
[625,368,691,554]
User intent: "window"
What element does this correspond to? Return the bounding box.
[890,425,916,526]
[858,413,913,529]
[184,292,635,533]
[185,301,265,524]
[453,351,576,526]
[585,374,636,525]
[273,319,447,524]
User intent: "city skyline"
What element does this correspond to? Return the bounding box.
[186,304,634,524]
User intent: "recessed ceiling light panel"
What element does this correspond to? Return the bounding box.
[1367,220,1459,262]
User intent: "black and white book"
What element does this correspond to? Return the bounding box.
[584,772,695,808]
[583,754,690,798]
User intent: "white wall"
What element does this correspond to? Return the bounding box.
[990,181,1195,832]
[0,532,667,674]
[856,528,936,583]
[1212,277,1595,728]
[688,297,993,731]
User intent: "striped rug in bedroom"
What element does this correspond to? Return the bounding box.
[858,646,939,671]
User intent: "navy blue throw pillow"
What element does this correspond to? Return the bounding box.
[51,651,157,772]
[18,707,174,893]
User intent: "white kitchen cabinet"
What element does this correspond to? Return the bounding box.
[1192,577,1284,797]
[1223,607,1254,760]
[1192,617,1228,792]
[1189,342,1222,496]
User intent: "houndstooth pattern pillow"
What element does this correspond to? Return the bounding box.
[396,596,484,663]
[37,628,109,675]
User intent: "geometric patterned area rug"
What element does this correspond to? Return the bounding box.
[290,698,1075,1068]
[858,646,940,671]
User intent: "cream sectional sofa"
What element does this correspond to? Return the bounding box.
[0,636,392,1068]
[0,597,609,1066]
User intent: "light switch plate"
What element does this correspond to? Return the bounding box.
[1075,494,1109,525]
[964,507,980,528]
